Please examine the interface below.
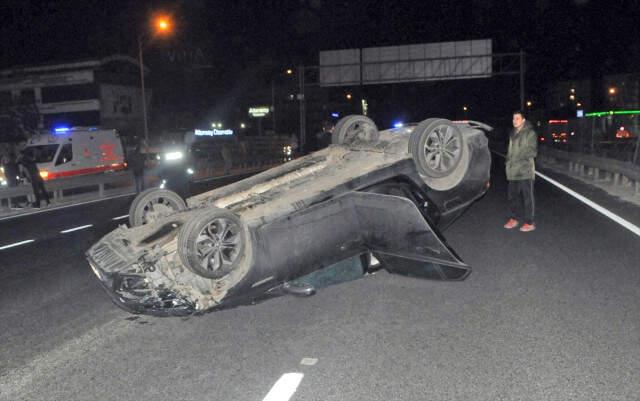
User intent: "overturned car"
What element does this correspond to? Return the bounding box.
[87,116,492,316]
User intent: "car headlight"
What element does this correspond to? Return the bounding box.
[186,168,194,175]
[165,151,183,161]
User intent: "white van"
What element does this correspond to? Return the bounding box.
[22,127,126,180]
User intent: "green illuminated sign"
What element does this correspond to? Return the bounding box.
[249,106,270,118]
[585,110,640,117]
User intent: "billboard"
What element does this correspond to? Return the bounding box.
[319,40,492,87]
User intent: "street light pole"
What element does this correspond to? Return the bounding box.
[138,36,149,147]
[136,14,171,148]
[298,65,306,153]
[520,50,526,111]
[271,79,276,135]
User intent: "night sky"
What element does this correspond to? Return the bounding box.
[1,0,638,128]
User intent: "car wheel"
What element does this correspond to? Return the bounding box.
[332,115,379,145]
[128,188,187,227]
[409,118,470,191]
[177,208,246,279]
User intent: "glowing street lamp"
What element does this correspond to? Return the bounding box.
[526,100,533,107]
[346,93,353,100]
[285,68,293,75]
[156,17,171,33]
[609,87,617,95]
[463,105,468,111]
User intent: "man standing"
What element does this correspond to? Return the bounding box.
[504,110,537,232]
[221,144,232,175]
[128,144,146,193]
[19,149,50,208]
[1,152,19,187]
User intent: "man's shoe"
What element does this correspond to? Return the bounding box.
[519,223,536,232]
[503,218,519,229]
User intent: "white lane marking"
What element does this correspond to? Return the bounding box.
[300,358,318,366]
[0,192,136,222]
[60,224,93,234]
[492,150,640,238]
[0,239,35,250]
[112,214,129,221]
[262,373,304,401]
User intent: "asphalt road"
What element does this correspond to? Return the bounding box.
[1,156,639,401]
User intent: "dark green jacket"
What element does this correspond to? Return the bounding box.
[506,121,537,181]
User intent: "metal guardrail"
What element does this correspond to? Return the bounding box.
[538,147,640,195]
[0,155,290,211]
[0,171,133,208]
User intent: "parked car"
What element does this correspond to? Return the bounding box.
[87,116,492,316]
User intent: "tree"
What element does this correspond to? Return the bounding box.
[0,94,40,143]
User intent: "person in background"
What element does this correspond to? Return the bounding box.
[289,134,299,157]
[314,126,332,150]
[504,110,538,232]
[1,152,19,187]
[19,149,50,208]
[128,144,146,193]
[221,144,232,175]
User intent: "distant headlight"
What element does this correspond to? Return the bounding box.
[186,168,194,175]
[164,151,183,161]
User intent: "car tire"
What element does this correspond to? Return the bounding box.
[409,118,470,191]
[128,188,187,227]
[177,208,246,279]
[332,115,379,145]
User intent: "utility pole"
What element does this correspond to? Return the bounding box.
[520,50,526,111]
[298,65,306,153]
[138,37,149,147]
[633,79,640,165]
[271,80,276,135]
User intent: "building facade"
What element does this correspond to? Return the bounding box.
[0,55,150,139]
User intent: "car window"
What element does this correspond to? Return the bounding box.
[23,144,59,163]
[56,144,73,165]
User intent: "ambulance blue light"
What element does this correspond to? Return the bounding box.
[54,127,70,133]
[331,112,339,118]
[393,122,403,128]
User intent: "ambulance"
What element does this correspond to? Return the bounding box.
[22,127,126,180]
